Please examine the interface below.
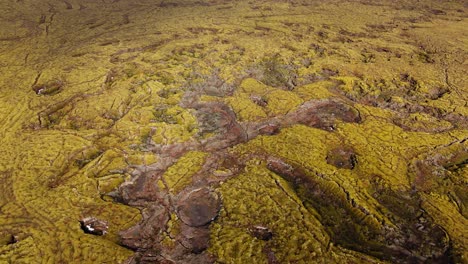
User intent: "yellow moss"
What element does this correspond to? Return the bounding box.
[389,96,406,104]
[229,78,303,118]
[424,93,468,116]
[137,105,200,144]
[161,236,176,248]
[166,105,197,126]
[0,0,466,262]
[150,122,196,144]
[163,151,208,193]
[130,106,158,124]
[239,125,340,176]
[97,174,126,194]
[421,193,468,261]
[238,78,274,94]
[125,152,158,166]
[294,81,337,100]
[332,76,367,98]
[0,130,140,263]
[163,212,181,245]
[210,160,328,263]
[153,174,165,187]
[82,149,127,178]
[226,95,267,121]
[233,101,466,248]
[162,92,184,106]
[143,80,165,94]
[400,112,453,131]
[264,89,303,115]
[210,160,382,263]
[336,105,463,189]
[210,224,268,264]
[356,104,395,119]
[160,214,180,248]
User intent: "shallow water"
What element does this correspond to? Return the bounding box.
[0,0,467,263]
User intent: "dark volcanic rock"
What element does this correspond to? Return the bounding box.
[176,188,221,227]
[250,95,268,107]
[119,204,169,250]
[80,217,108,236]
[193,102,248,151]
[249,225,273,241]
[118,170,165,205]
[179,224,211,253]
[32,79,64,96]
[194,103,243,136]
[258,123,281,135]
[286,100,361,131]
[326,147,357,169]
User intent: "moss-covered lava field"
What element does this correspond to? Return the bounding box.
[0,0,467,263]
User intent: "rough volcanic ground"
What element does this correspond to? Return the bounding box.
[0,0,467,263]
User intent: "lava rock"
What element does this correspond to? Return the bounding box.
[0,233,18,245]
[326,147,357,169]
[179,224,211,253]
[249,225,273,241]
[293,100,361,131]
[258,123,280,135]
[250,95,268,107]
[32,80,64,96]
[80,217,108,236]
[176,188,221,227]
[119,204,169,250]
